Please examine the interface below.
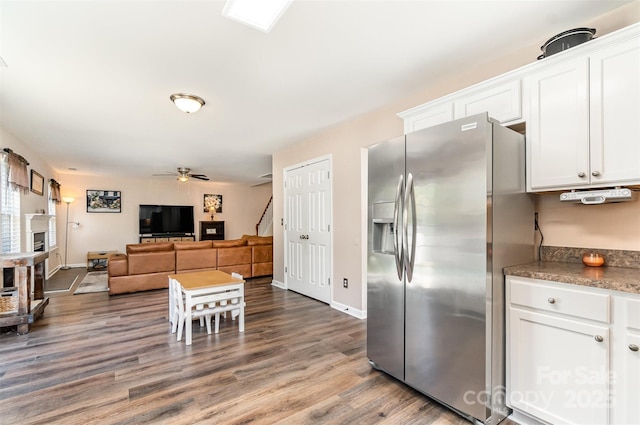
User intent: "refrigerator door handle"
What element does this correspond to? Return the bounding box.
[393,174,404,280]
[403,172,417,282]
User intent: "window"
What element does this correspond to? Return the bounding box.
[0,152,21,253]
[48,181,57,248]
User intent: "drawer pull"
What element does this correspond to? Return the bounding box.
[630,344,639,352]
[547,297,556,304]
[594,335,604,343]
[578,172,586,178]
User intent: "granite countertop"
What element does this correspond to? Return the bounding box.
[504,261,640,295]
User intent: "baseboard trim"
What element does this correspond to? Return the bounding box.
[330,300,366,320]
[271,279,285,289]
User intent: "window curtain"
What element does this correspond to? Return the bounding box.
[3,148,29,194]
[49,179,61,204]
[0,152,21,253]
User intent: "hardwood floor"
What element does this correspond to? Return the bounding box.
[0,278,509,425]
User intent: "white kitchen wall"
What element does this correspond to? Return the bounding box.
[537,193,640,251]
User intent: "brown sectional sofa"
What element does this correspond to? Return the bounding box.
[108,236,272,295]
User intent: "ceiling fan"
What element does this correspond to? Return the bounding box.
[153,167,210,182]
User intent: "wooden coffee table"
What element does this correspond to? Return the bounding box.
[86,251,119,271]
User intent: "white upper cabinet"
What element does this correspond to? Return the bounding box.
[398,100,454,134]
[398,78,522,134]
[398,23,640,192]
[525,57,591,191]
[525,28,640,192]
[454,79,522,124]
[589,37,640,187]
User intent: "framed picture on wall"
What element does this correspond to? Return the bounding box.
[87,190,121,213]
[30,170,44,196]
[203,194,222,213]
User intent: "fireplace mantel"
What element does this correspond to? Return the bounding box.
[25,214,53,252]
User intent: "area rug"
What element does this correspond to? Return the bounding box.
[74,271,109,294]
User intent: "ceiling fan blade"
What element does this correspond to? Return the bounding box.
[152,172,177,176]
[190,175,210,181]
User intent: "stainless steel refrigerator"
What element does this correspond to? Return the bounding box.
[367,113,534,424]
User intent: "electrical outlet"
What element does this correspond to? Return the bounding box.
[343,278,348,288]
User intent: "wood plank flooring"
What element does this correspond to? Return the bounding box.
[0,278,509,425]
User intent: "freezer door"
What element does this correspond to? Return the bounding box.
[404,116,490,421]
[367,136,405,380]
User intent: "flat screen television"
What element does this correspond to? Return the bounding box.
[139,204,195,235]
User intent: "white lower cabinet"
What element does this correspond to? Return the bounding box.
[611,298,640,425]
[506,276,640,425]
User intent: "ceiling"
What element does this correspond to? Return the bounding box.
[0,0,633,186]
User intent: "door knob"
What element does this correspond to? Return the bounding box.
[594,335,604,342]
[592,171,601,177]
[547,297,556,304]
[630,344,639,352]
[578,172,586,178]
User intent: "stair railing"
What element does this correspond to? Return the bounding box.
[256,196,273,236]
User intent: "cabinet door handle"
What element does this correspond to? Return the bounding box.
[630,344,639,352]
[578,172,586,178]
[594,335,604,342]
[547,297,556,304]
[592,171,601,177]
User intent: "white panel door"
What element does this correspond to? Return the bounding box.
[284,158,332,303]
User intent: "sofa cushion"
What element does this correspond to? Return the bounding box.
[176,248,217,272]
[126,242,174,254]
[246,236,272,246]
[218,264,252,278]
[217,246,251,266]
[108,254,128,277]
[252,245,273,263]
[174,240,213,250]
[212,239,247,248]
[109,272,170,295]
[128,251,175,275]
[252,262,273,277]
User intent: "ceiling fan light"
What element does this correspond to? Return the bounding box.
[177,175,189,182]
[170,93,205,113]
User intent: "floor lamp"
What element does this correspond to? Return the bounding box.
[61,196,75,270]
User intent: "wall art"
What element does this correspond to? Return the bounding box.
[87,190,121,213]
[30,169,44,196]
[203,194,222,213]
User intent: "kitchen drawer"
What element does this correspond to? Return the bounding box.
[626,298,640,330]
[509,277,610,323]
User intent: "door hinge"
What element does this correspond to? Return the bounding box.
[285,266,288,273]
[328,278,331,285]
[328,224,330,232]
[327,171,330,179]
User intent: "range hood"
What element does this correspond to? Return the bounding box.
[559,187,636,205]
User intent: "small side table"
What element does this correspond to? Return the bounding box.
[87,251,119,271]
[0,251,49,334]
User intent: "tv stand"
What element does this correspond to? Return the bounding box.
[139,233,195,243]
[200,221,225,241]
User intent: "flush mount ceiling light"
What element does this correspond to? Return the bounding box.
[222,0,293,33]
[170,93,205,113]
